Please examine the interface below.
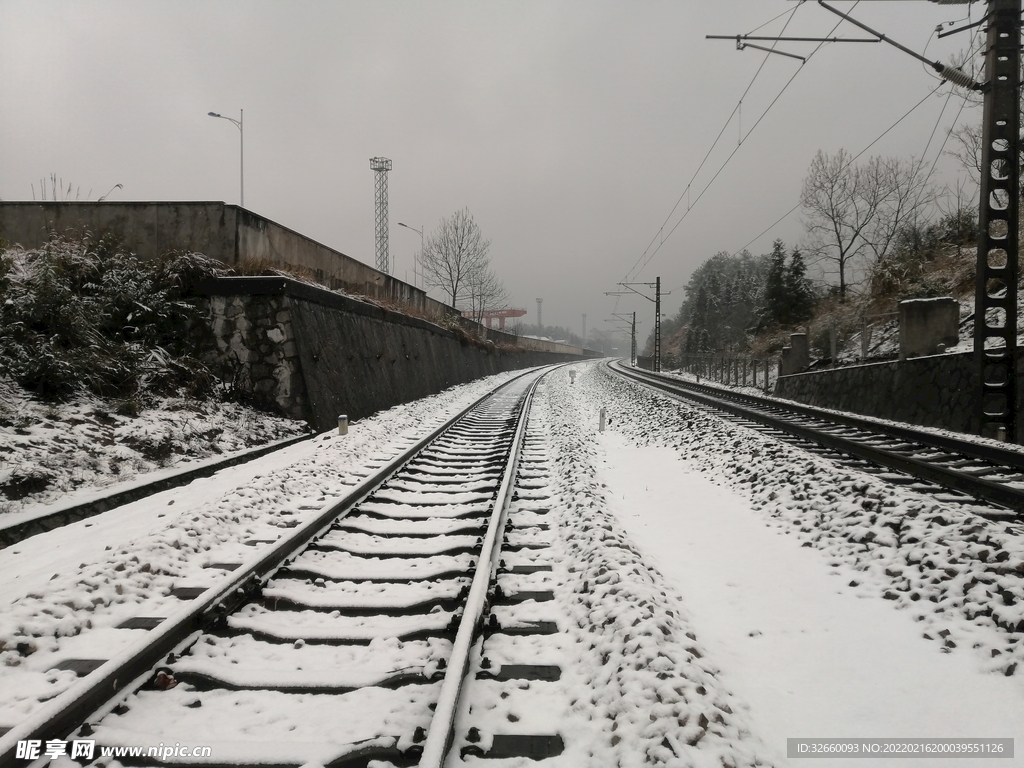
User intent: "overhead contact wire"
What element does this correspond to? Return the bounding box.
[622,4,804,283]
[632,4,859,281]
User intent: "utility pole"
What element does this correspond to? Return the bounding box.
[370,157,392,274]
[536,298,543,329]
[582,313,587,344]
[731,1,1018,440]
[655,277,661,372]
[607,278,669,372]
[973,0,1020,441]
[631,311,637,367]
[607,313,639,362]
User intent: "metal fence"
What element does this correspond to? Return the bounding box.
[637,353,780,392]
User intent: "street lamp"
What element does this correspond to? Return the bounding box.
[397,222,423,288]
[208,109,243,208]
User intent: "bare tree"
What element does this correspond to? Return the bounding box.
[464,265,509,324]
[801,149,933,297]
[948,120,984,186]
[861,155,937,264]
[420,208,491,306]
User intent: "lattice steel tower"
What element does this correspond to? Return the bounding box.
[973,0,1021,441]
[370,157,392,274]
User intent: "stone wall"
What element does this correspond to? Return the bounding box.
[205,293,307,421]
[772,350,1002,436]
[202,276,594,431]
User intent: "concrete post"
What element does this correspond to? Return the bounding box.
[338,415,349,435]
[599,407,606,432]
[790,333,809,371]
[898,298,959,359]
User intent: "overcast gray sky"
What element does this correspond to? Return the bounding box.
[1,0,987,341]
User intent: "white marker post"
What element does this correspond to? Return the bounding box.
[338,415,348,436]
[599,407,606,432]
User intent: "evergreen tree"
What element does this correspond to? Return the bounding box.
[685,286,711,353]
[785,247,815,323]
[764,239,788,325]
[670,248,769,355]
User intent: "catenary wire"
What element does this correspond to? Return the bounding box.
[628,3,860,283]
[713,17,982,278]
[621,3,806,283]
[655,76,949,297]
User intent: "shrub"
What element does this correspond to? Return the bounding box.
[0,234,225,402]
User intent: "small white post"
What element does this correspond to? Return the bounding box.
[338,415,349,436]
[599,407,606,432]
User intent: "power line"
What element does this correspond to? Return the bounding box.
[721,16,984,273]
[719,76,949,273]
[626,3,861,283]
[621,4,805,283]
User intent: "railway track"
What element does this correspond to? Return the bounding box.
[608,360,1024,516]
[0,434,314,551]
[0,368,566,768]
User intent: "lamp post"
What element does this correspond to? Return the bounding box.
[397,222,423,288]
[208,109,243,208]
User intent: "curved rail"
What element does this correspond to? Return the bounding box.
[0,367,552,768]
[609,361,1024,514]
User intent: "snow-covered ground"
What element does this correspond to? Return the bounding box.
[0,379,309,515]
[585,361,1024,766]
[2,360,1023,767]
[0,370,530,731]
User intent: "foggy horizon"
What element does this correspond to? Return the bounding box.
[1,1,988,340]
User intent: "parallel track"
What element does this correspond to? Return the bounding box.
[0,368,566,768]
[609,360,1024,516]
[0,433,314,551]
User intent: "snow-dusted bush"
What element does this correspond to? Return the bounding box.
[0,234,225,401]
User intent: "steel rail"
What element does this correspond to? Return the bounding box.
[613,361,1024,472]
[0,367,551,768]
[609,361,1024,513]
[0,433,314,550]
[418,371,540,766]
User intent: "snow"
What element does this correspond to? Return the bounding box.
[653,360,1024,457]
[597,432,1023,766]
[226,604,457,642]
[0,381,309,515]
[3,359,1024,767]
[0,369,532,729]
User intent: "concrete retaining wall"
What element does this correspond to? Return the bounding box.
[0,201,589,360]
[202,276,593,431]
[0,201,439,313]
[772,350,1011,436]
